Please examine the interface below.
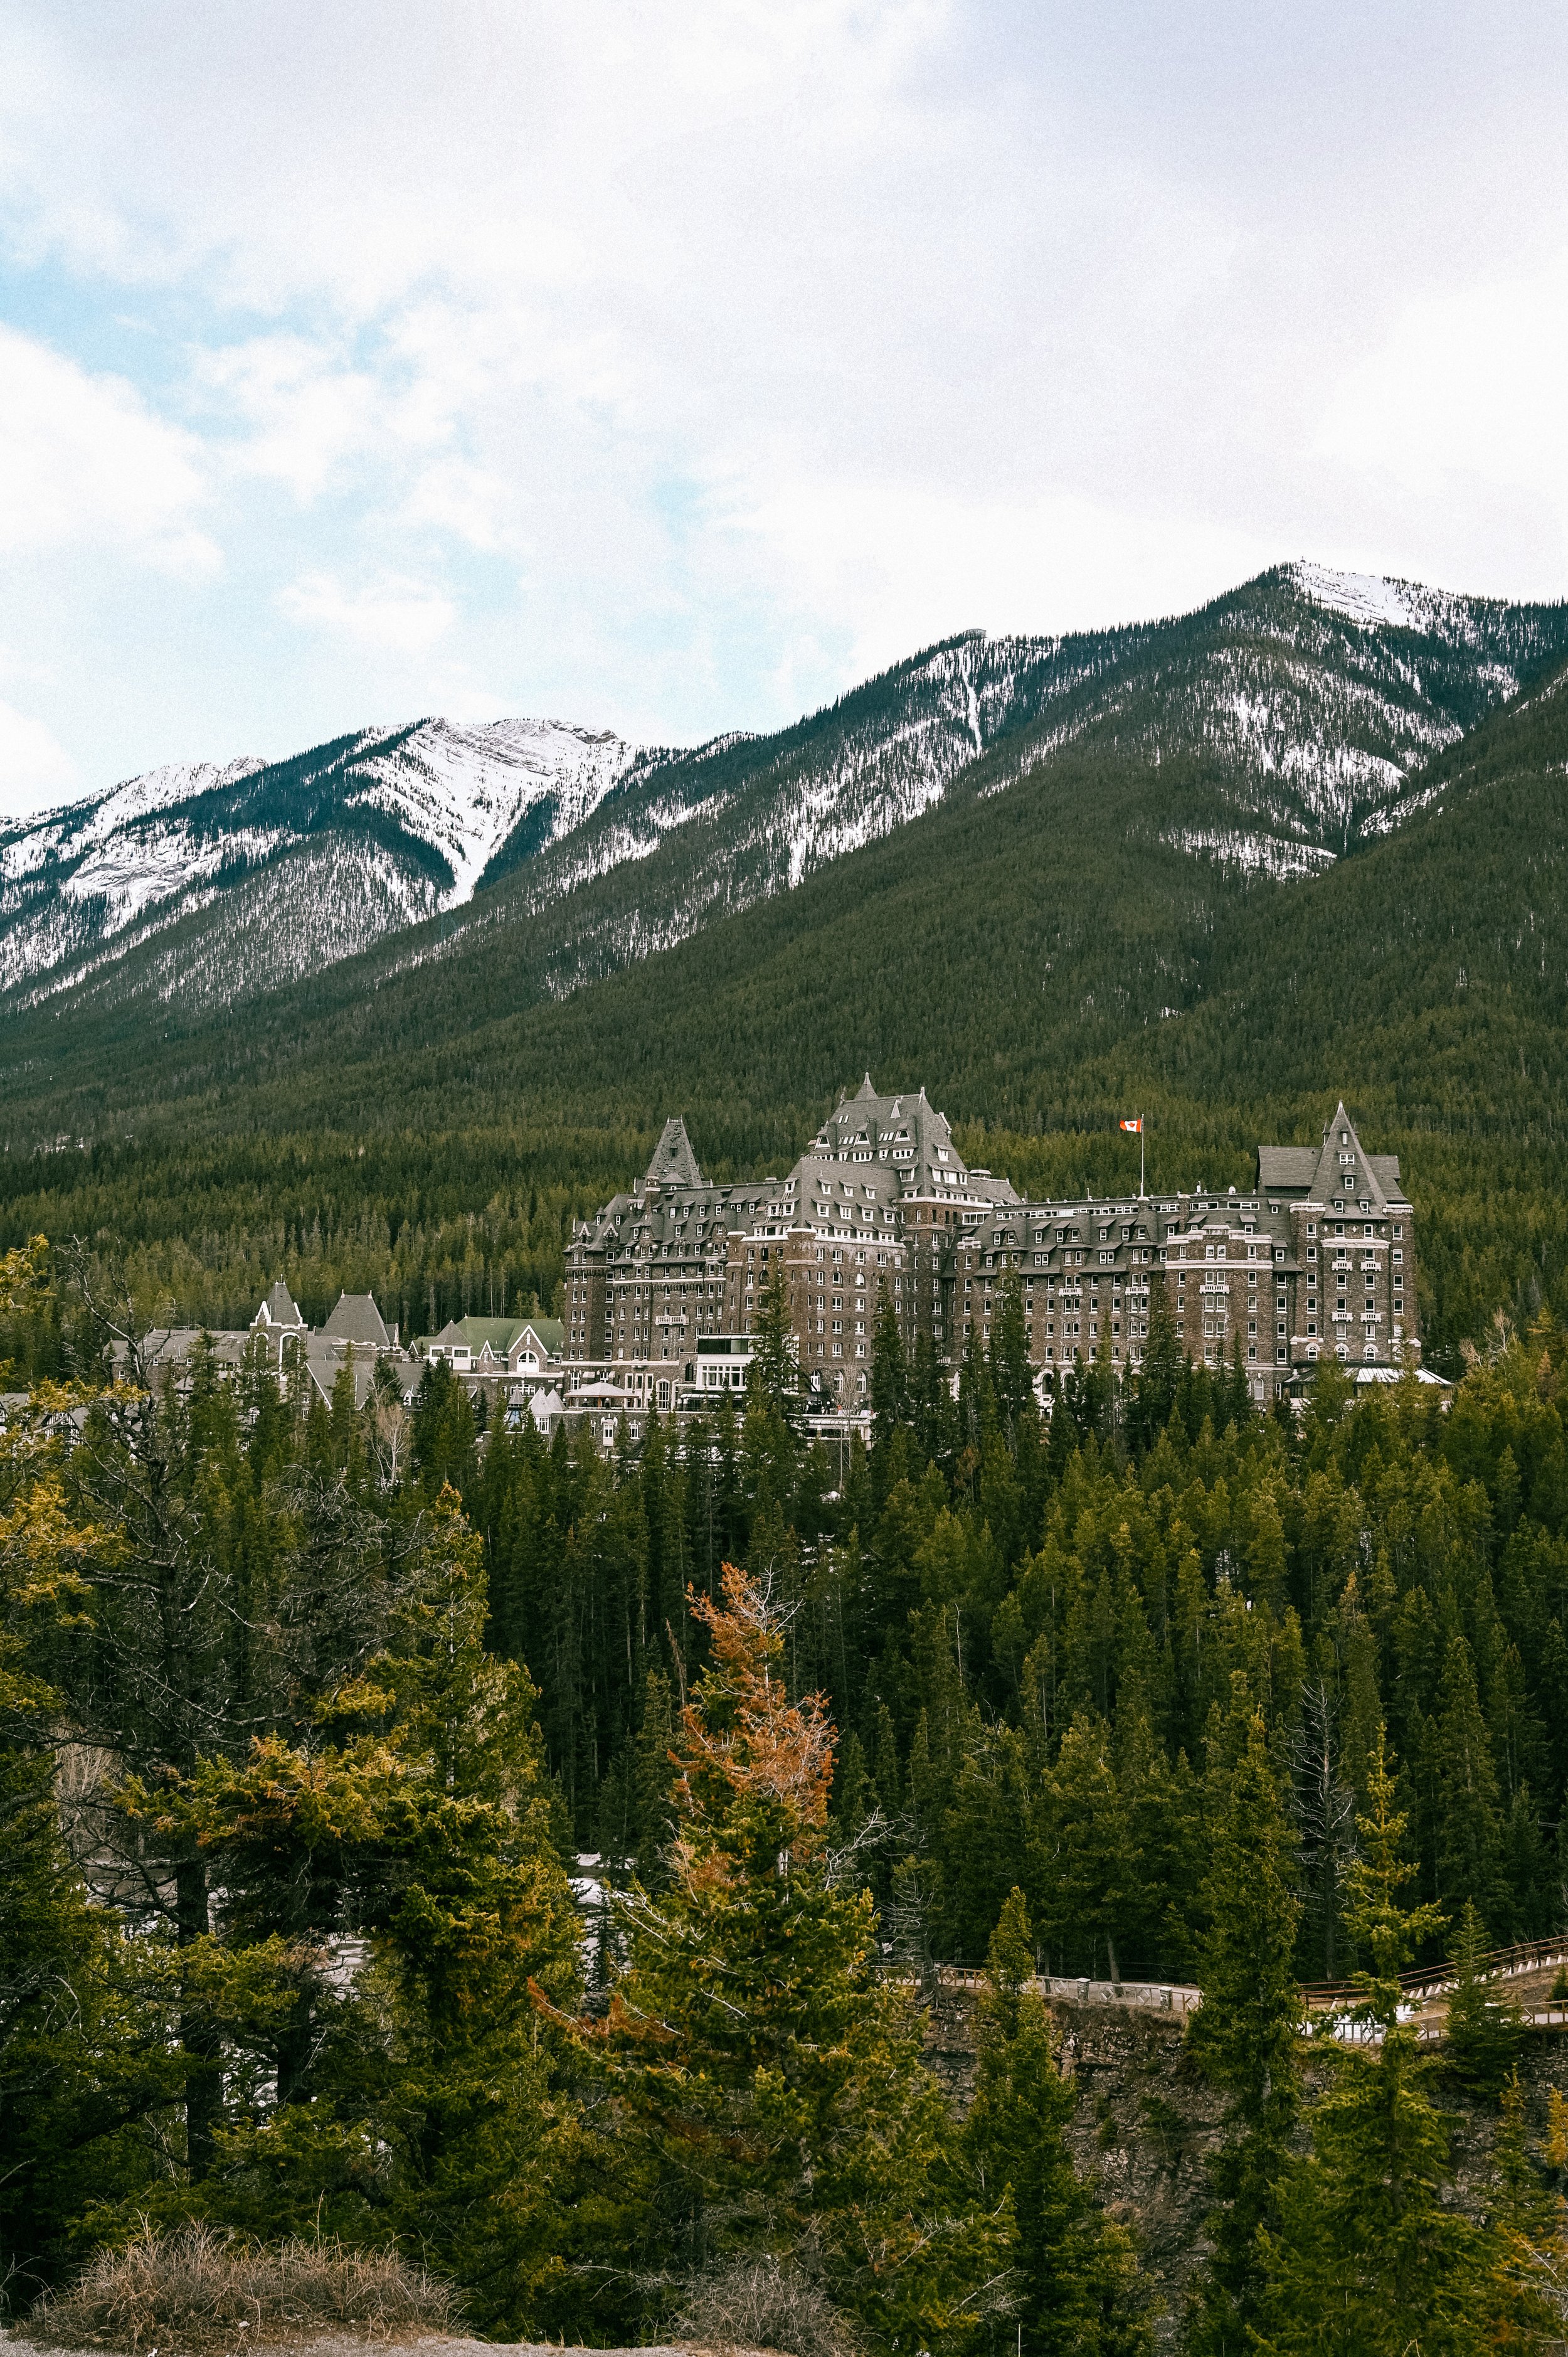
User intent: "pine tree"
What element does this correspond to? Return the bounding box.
[1184,1706,1302,2355]
[583,1563,1007,2351]
[1255,1728,1505,2356]
[1487,2069,1568,2348]
[869,1280,910,1464]
[125,1501,583,2331]
[988,1271,1036,1449]
[1442,1897,1523,2099]
[1128,1272,1181,1449]
[0,1247,186,2282]
[748,1258,803,1428]
[1430,1634,1505,1932]
[965,1889,1152,2357]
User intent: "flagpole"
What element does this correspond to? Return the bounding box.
[1140,1117,1145,1201]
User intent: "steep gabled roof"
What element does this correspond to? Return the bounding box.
[514,1318,565,1357]
[645,1116,704,1189]
[1305,1101,1389,1211]
[253,1279,305,1329]
[322,1292,391,1348]
[1259,1106,1404,1208]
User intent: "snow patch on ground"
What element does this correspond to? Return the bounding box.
[1163,826,1335,880]
[1293,564,1425,630]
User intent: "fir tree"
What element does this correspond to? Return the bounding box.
[965,1888,1152,2357]
[1255,1728,1505,2357]
[748,1258,803,1429]
[1441,1897,1523,2100]
[1489,2070,1568,2348]
[1185,1705,1302,2356]
[988,1270,1036,1449]
[583,1563,1007,2351]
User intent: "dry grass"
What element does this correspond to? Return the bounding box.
[29,2224,457,2354]
[672,2255,857,2357]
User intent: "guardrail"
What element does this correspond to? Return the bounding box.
[929,1938,1568,2043]
[1301,1933,1568,2012]
[935,1966,1201,2015]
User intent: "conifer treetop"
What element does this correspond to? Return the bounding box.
[674,1563,835,1867]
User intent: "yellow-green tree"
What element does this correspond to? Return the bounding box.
[581,1562,1007,2351]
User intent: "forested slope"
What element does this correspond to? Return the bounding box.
[1,650,1565,1370]
[8,1228,1568,2353]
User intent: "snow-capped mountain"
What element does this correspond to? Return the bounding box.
[4,562,1566,1022]
[0,716,636,1007]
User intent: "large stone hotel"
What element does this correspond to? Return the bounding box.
[564,1079,1419,1408]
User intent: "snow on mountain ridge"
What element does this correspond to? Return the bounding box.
[5,561,1560,1024]
[0,714,642,1006]
[0,756,268,880]
[339,715,640,907]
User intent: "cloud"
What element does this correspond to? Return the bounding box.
[277,572,456,655]
[0,324,218,572]
[0,696,77,815]
[197,336,384,500]
[4,0,1568,795]
[1318,266,1568,511]
[717,472,1269,680]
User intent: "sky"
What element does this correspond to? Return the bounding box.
[3,0,1567,816]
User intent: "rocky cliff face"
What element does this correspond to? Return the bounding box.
[922,1988,1568,2349]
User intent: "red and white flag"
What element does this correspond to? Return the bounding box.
[1120,1117,1143,1134]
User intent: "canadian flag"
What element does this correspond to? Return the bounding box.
[1120,1117,1143,1134]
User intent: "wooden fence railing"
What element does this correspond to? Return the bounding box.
[1301,1932,1568,2012]
[926,1934,1568,2043]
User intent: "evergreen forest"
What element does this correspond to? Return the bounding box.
[4,597,1568,2350]
[5,1232,1568,2354]
[3,633,1568,1380]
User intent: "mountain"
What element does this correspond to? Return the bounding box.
[5,561,1566,1025]
[2,560,1567,1371]
[0,716,637,1012]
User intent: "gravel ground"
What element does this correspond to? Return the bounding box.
[5,2338,778,2357]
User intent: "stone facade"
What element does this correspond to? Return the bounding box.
[564,1081,1420,1405]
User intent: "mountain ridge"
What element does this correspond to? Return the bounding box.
[3,596,1567,1371]
[3,558,1565,1041]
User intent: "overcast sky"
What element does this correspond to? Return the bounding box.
[3,1,1566,813]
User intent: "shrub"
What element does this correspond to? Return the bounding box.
[672,2252,858,2357]
[29,2222,456,2353]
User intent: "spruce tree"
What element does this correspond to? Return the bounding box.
[1441,1897,1523,2099]
[1430,1634,1505,1932]
[748,1258,803,1428]
[1488,2070,1568,2346]
[1184,1706,1301,2356]
[1129,1272,1181,1449]
[1255,1728,1506,2357]
[988,1271,1036,1449]
[965,1889,1152,2357]
[0,1247,186,2283]
[585,1563,1006,2351]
